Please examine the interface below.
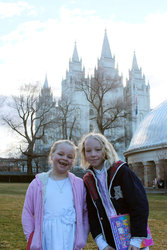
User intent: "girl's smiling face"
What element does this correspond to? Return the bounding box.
[51,142,75,177]
[84,137,105,170]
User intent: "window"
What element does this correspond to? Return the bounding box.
[75,107,80,117]
[89,109,94,116]
[90,124,93,131]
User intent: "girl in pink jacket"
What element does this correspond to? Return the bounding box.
[22,139,89,250]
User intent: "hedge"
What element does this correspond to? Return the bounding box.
[0,174,35,183]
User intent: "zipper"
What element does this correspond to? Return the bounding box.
[69,177,77,249]
[87,170,114,241]
[40,188,43,249]
[105,168,117,216]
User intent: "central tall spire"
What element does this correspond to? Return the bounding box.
[101,29,112,59]
[132,51,139,71]
[43,74,49,88]
[72,42,79,62]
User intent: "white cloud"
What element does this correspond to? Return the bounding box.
[0,1,35,18]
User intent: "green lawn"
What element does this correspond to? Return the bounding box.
[0,183,167,249]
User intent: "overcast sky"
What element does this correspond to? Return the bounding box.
[0,0,167,156]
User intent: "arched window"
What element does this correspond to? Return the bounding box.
[90,124,93,132]
[89,109,94,116]
[139,112,143,121]
[75,107,80,117]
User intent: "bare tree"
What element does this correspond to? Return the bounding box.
[57,97,81,143]
[2,83,57,174]
[76,69,131,135]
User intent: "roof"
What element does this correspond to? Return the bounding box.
[126,99,167,153]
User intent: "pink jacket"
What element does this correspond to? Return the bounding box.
[22,171,89,250]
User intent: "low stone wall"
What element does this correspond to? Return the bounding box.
[145,187,167,194]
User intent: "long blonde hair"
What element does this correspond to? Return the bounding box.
[49,139,77,165]
[78,132,119,169]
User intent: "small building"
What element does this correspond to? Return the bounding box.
[0,157,39,174]
[0,157,24,173]
[124,100,167,188]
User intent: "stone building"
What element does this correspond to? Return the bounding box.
[35,75,56,154]
[124,100,167,187]
[35,30,150,164]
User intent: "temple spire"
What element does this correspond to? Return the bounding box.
[132,51,139,71]
[43,74,49,88]
[101,29,112,59]
[72,42,79,62]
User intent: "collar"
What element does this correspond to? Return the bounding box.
[93,166,105,175]
[93,160,111,175]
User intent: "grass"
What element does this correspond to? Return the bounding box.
[0,183,167,249]
[0,183,29,250]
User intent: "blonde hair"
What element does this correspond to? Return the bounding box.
[49,139,77,165]
[78,132,119,169]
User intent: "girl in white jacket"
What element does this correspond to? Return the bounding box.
[22,139,89,250]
